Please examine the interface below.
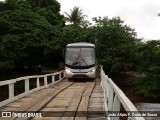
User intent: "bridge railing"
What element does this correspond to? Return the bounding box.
[0,70,65,107]
[100,66,145,120]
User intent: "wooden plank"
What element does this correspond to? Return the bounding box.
[15,82,73,120]
[87,113,106,118]
[88,107,104,111]
[61,82,91,120]
[90,93,103,98]
[83,82,95,97]
[87,118,106,120]
[0,81,72,120]
[89,98,103,103]
[74,82,95,120]
[45,99,70,108]
[37,82,87,120]
[55,91,75,98]
[87,80,106,120]
[1,81,68,111]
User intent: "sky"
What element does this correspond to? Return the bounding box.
[57,0,160,40]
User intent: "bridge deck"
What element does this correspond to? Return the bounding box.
[88,79,106,120]
[0,68,147,120]
[0,78,106,120]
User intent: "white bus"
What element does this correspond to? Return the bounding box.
[65,42,96,78]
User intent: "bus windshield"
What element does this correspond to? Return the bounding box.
[65,47,95,66]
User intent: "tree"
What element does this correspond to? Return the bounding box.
[64,6,87,26]
[0,0,65,70]
[135,40,160,73]
[132,40,160,99]
[92,17,138,73]
[29,0,50,7]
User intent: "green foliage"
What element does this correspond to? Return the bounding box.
[136,40,160,73]
[29,0,60,8]
[125,40,160,99]
[92,17,138,72]
[0,0,19,11]
[64,6,87,26]
[0,0,64,70]
[130,74,160,99]
[62,23,95,45]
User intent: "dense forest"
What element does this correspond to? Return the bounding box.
[0,0,160,99]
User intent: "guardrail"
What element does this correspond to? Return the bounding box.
[0,70,65,107]
[100,66,145,120]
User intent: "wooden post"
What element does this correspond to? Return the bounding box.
[112,95,120,120]
[63,71,66,77]
[106,82,110,102]
[9,83,14,99]
[44,76,47,86]
[59,72,61,80]
[52,75,55,83]
[108,87,114,111]
[37,77,40,88]
[25,78,29,92]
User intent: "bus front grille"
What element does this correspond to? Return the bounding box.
[72,74,88,78]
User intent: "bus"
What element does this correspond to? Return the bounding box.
[65,42,96,78]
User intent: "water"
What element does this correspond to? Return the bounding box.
[136,103,160,120]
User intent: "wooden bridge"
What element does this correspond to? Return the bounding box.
[0,67,145,120]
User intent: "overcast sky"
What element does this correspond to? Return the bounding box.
[57,0,160,40]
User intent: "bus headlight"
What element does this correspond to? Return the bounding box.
[66,69,71,73]
[89,69,95,73]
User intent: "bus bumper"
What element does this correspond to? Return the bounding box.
[65,67,96,78]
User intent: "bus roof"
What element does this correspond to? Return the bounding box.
[67,42,95,47]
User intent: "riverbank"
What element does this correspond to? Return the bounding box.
[109,72,160,120]
[108,72,160,104]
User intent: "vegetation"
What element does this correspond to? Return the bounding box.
[64,6,87,26]
[92,17,138,73]
[0,0,64,70]
[0,0,160,99]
